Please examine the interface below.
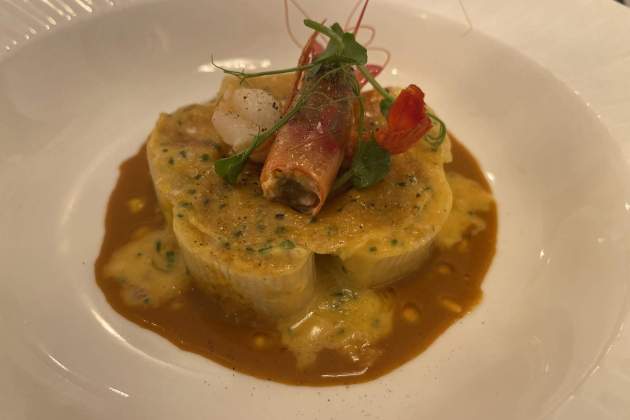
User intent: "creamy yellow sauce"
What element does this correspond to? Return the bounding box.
[104,227,189,308]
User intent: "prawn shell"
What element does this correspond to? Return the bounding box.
[261,68,355,215]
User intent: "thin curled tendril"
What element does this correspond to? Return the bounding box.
[284,0,391,77]
[343,0,362,31]
[366,47,391,71]
[284,0,309,48]
[284,0,329,49]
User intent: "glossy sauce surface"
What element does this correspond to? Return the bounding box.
[95,137,497,385]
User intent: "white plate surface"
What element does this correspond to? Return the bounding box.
[1,1,629,419]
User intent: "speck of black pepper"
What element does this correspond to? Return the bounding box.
[369,246,377,252]
[187,188,196,195]
[179,150,187,158]
[162,148,168,153]
[219,203,227,209]
[168,157,174,165]
[203,198,210,206]
[201,153,210,162]
[275,213,285,220]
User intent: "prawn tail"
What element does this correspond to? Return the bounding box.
[377,84,432,154]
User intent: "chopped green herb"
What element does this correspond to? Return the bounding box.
[390,239,398,246]
[257,244,273,254]
[165,250,176,265]
[200,153,210,162]
[280,239,295,249]
[275,226,287,235]
[155,240,162,253]
[187,189,196,195]
[179,150,187,158]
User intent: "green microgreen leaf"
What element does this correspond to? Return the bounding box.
[340,32,367,64]
[303,20,367,65]
[214,153,248,184]
[351,137,391,188]
[333,137,391,192]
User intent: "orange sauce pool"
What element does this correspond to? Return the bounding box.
[95,137,497,385]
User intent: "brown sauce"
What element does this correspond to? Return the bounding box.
[95,136,497,385]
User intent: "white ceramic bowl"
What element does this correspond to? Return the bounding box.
[1,1,629,419]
